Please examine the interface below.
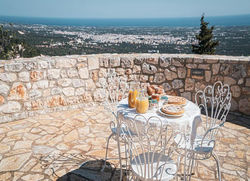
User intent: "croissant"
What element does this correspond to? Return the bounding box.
[147,86,155,96]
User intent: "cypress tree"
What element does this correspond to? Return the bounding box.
[192,15,219,55]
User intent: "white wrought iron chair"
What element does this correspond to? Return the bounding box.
[121,115,181,181]
[100,70,129,180]
[175,81,232,180]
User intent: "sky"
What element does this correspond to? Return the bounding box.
[0,0,250,19]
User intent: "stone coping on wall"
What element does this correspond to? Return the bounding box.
[1,53,250,64]
[0,53,249,123]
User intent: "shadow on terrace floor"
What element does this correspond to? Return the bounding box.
[226,111,250,129]
[56,159,124,181]
[200,109,250,129]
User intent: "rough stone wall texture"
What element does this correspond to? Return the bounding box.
[0,54,249,123]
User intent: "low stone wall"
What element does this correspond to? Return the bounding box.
[0,54,249,123]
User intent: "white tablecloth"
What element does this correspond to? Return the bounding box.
[117,98,201,128]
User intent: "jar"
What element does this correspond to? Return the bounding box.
[151,94,160,103]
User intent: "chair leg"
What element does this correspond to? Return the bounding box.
[188,154,195,181]
[116,130,123,181]
[212,152,221,181]
[124,142,129,179]
[101,132,114,171]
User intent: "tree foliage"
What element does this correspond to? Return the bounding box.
[192,15,219,55]
[0,25,40,60]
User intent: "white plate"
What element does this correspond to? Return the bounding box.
[158,108,184,117]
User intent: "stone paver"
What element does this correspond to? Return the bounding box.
[0,105,249,180]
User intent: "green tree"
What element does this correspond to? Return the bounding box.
[0,25,40,59]
[192,15,219,55]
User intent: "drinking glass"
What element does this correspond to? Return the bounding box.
[136,90,149,114]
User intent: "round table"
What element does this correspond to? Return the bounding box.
[117,98,201,128]
[117,98,201,180]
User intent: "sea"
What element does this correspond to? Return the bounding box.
[0,14,250,27]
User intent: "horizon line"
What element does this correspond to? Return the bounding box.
[1,14,250,20]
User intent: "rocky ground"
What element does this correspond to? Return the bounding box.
[0,105,249,180]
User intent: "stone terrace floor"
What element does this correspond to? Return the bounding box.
[0,105,249,181]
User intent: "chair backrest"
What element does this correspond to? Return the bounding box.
[100,70,128,118]
[121,115,178,180]
[190,115,203,147]
[195,81,231,141]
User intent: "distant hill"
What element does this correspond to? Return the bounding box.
[0,25,40,59]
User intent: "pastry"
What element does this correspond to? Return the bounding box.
[155,87,164,94]
[147,86,155,96]
[161,104,184,115]
[147,85,165,96]
[167,96,187,105]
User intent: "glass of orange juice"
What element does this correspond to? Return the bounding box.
[136,90,149,114]
[128,82,138,108]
